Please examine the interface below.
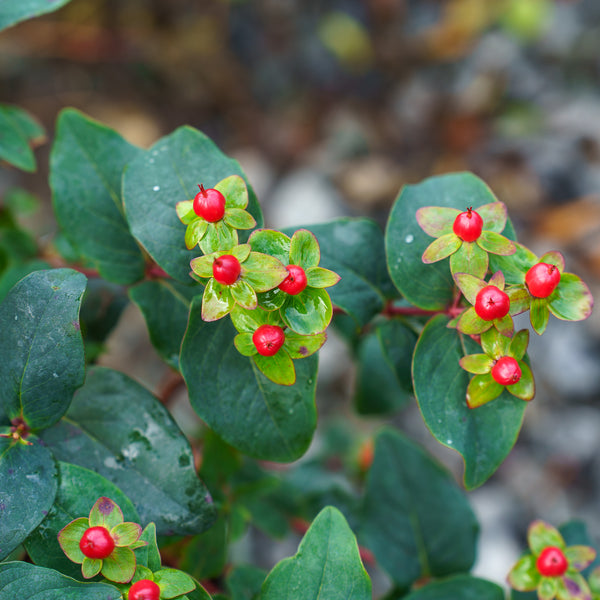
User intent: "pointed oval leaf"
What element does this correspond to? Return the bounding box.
[39,367,216,536]
[466,374,503,408]
[415,206,460,237]
[548,273,593,322]
[190,254,214,278]
[180,299,318,461]
[57,517,88,565]
[260,506,371,600]
[155,568,196,599]
[422,234,461,264]
[234,333,258,357]
[386,173,515,310]
[0,269,86,430]
[509,329,530,361]
[101,545,136,583]
[305,266,340,288]
[231,243,252,262]
[413,315,527,489]
[51,109,145,284]
[231,279,258,310]
[0,437,58,560]
[253,351,296,385]
[459,354,493,375]
[224,208,256,230]
[403,574,505,600]
[528,520,566,555]
[480,327,510,359]
[0,105,41,172]
[82,557,102,579]
[530,298,550,335]
[488,270,505,289]
[508,362,535,401]
[123,126,263,282]
[296,219,392,326]
[507,285,531,315]
[280,288,333,335]
[477,231,516,256]
[26,462,139,580]
[248,229,291,264]
[134,523,161,572]
[565,546,597,571]
[450,240,488,279]
[89,497,123,529]
[111,522,142,547]
[176,200,195,224]
[361,430,478,589]
[454,272,486,305]
[477,201,508,234]
[129,279,198,370]
[489,242,537,285]
[494,313,514,337]
[289,229,320,268]
[508,554,540,591]
[215,174,249,209]
[242,252,288,293]
[539,251,566,273]
[185,219,208,250]
[0,562,121,599]
[202,278,234,321]
[284,331,326,359]
[456,307,490,335]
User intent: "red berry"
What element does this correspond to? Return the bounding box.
[79,526,115,559]
[212,255,241,285]
[453,207,483,242]
[278,265,308,295]
[252,324,285,357]
[474,285,510,321]
[536,546,568,577]
[128,579,161,600]
[192,184,226,222]
[491,356,522,385]
[525,263,561,298]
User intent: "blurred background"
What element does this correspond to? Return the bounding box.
[2,0,600,591]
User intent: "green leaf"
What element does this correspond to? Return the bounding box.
[456,307,490,335]
[360,430,478,589]
[0,269,86,430]
[450,241,488,279]
[259,506,371,600]
[200,220,238,255]
[477,231,516,256]
[226,565,268,600]
[0,561,121,599]
[101,545,136,583]
[51,109,145,284]
[89,496,123,530]
[301,218,392,326]
[539,251,565,273]
[129,279,198,370]
[403,574,505,600]
[548,273,594,322]
[57,517,88,565]
[248,229,291,264]
[176,200,195,224]
[538,577,558,600]
[509,330,530,361]
[154,568,196,599]
[507,285,531,315]
[215,174,249,209]
[180,298,318,461]
[354,320,416,415]
[81,557,102,579]
[40,367,216,536]
[480,326,510,359]
[565,547,597,571]
[284,331,327,359]
[123,126,263,282]
[289,229,320,268]
[234,333,257,356]
[134,523,161,572]
[0,105,44,171]
[202,278,235,321]
[111,522,141,547]
[508,554,540,591]
[190,254,214,278]
[0,437,58,560]
[224,208,256,230]
[387,173,515,310]
[253,351,296,386]
[180,516,228,580]
[530,298,550,335]
[454,273,486,305]
[241,252,288,293]
[466,374,504,408]
[459,354,493,375]
[421,234,461,264]
[281,288,333,335]
[415,206,460,237]
[508,362,535,401]
[231,304,271,332]
[231,279,258,310]
[494,313,514,337]
[489,242,537,285]
[412,315,527,489]
[528,520,566,555]
[25,462,139,579]
[185,219,209,249]
[305,266,340,288]
[477,202,508,234]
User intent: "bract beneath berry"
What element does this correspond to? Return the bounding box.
[79,526,115,559]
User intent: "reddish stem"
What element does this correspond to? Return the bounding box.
[146,263,170,279]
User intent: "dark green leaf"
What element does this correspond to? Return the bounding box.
[296,218,393,326]
[25,462,139,579]
[360,429,478,588]
[179,515,227,580]
[0,561,121,599]
[0,438,58,561]
[354,319,416,415]
[412,315,527,489]
[51,109,145,284]
[226,565,267,600]
[386,173,516,310]
[129,279,199,369]
[181,297,317,462]
[259,506,371,600]
[40,367,216,536]
[0,260,50,303]
[0,105,44,171]
[123,126,263,282]
[403,575,505,600]
[0,269,86,430]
